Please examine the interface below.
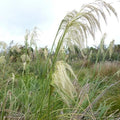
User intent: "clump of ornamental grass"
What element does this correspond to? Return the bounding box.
[49,0,118,69]
[44,48,48,60]
[47,1,118,119]
[0,1,119,119]
[51,0,118,61]
[51,61,78,106]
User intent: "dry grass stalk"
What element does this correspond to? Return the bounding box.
[93,61,120,77]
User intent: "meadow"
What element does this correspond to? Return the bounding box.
[0,1,120,120]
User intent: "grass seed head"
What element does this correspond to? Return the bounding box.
[108,40,114,58]
[51,61,77,106]
[21,54,31,63]
[30,27,38,47]
[100,33,106,53]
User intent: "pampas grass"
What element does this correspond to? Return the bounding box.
[0,1,119,120]
[51,61,77,106]
[21,54,31,63]
[108,40,115,58]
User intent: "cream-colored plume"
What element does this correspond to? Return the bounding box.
[51,61,77,106]
[108,40,114,58]
[21,54,31,63]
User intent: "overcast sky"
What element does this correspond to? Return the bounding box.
[0,0,120,48]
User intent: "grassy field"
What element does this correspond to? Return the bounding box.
[0,51,120,120]
[0,1,120,120]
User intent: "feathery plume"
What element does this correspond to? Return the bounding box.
[100,33,106,53]
[51,61,77,106]
[108,40,114,58]
[21,54,31,63]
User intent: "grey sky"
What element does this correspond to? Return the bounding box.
[0,0,120,48]
[0,0,54,33]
